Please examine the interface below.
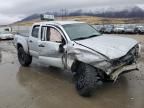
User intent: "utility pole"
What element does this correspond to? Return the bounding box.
[61,8,68,20]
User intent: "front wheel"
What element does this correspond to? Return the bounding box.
[18,47,32,67]
[74,63,103,97]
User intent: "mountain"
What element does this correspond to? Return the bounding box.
[20,14,40,22]
[96,6,144,18]
[19,6,144,22]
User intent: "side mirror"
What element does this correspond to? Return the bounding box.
[59,43,65,53]
[59,38,66,53]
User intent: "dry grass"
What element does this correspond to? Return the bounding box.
[12,16,144,26]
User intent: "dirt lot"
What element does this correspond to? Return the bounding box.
[0,34,144,108]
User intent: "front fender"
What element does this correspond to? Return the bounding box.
[66,44,107,69]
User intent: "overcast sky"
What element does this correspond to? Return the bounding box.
[0,0,144,25]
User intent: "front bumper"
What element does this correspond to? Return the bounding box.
[110,63,139,81]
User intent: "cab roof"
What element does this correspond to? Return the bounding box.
[34,21,85,26]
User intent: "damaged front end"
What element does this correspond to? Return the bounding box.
[95,44,140,81]
[108,44,140,80]
[68,42,141,81]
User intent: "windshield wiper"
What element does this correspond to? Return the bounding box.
[73,37,89,40]
[89,34,102,37]
[73,34,100,40]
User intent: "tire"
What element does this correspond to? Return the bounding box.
[139,31,143,34]
[74,63,102,97]
[18,47,32,67]
[121,31,124,34]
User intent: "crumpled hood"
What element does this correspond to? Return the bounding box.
[75,35,138,59]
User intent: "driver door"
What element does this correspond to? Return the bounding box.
[38,26,66,68]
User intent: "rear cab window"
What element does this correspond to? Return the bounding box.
[31,25,40,38]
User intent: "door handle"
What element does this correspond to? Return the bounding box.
[29,40,33,43]
[38,44,45,47]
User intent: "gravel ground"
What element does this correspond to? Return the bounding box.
[0,34,144,108]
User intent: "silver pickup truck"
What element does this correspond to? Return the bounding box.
[14,21,141,97]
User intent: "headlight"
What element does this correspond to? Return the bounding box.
[94,60,111,67]
[93,60,111,72]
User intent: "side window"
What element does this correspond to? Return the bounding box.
[41,26,63,42]
[50,28,62,42]
[32,25,40,38]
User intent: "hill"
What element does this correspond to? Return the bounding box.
[13,6,144,26]
[96,6,144,18]
[12,16,144,27]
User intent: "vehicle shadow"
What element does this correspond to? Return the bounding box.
[16,64,73,86]
[16,64,130,98]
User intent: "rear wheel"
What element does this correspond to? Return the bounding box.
[74,63,103,97]
[18,47,32,67]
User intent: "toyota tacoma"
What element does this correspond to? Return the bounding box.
[14,21,141,97]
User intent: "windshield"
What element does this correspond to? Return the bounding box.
[63,23,101,40]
